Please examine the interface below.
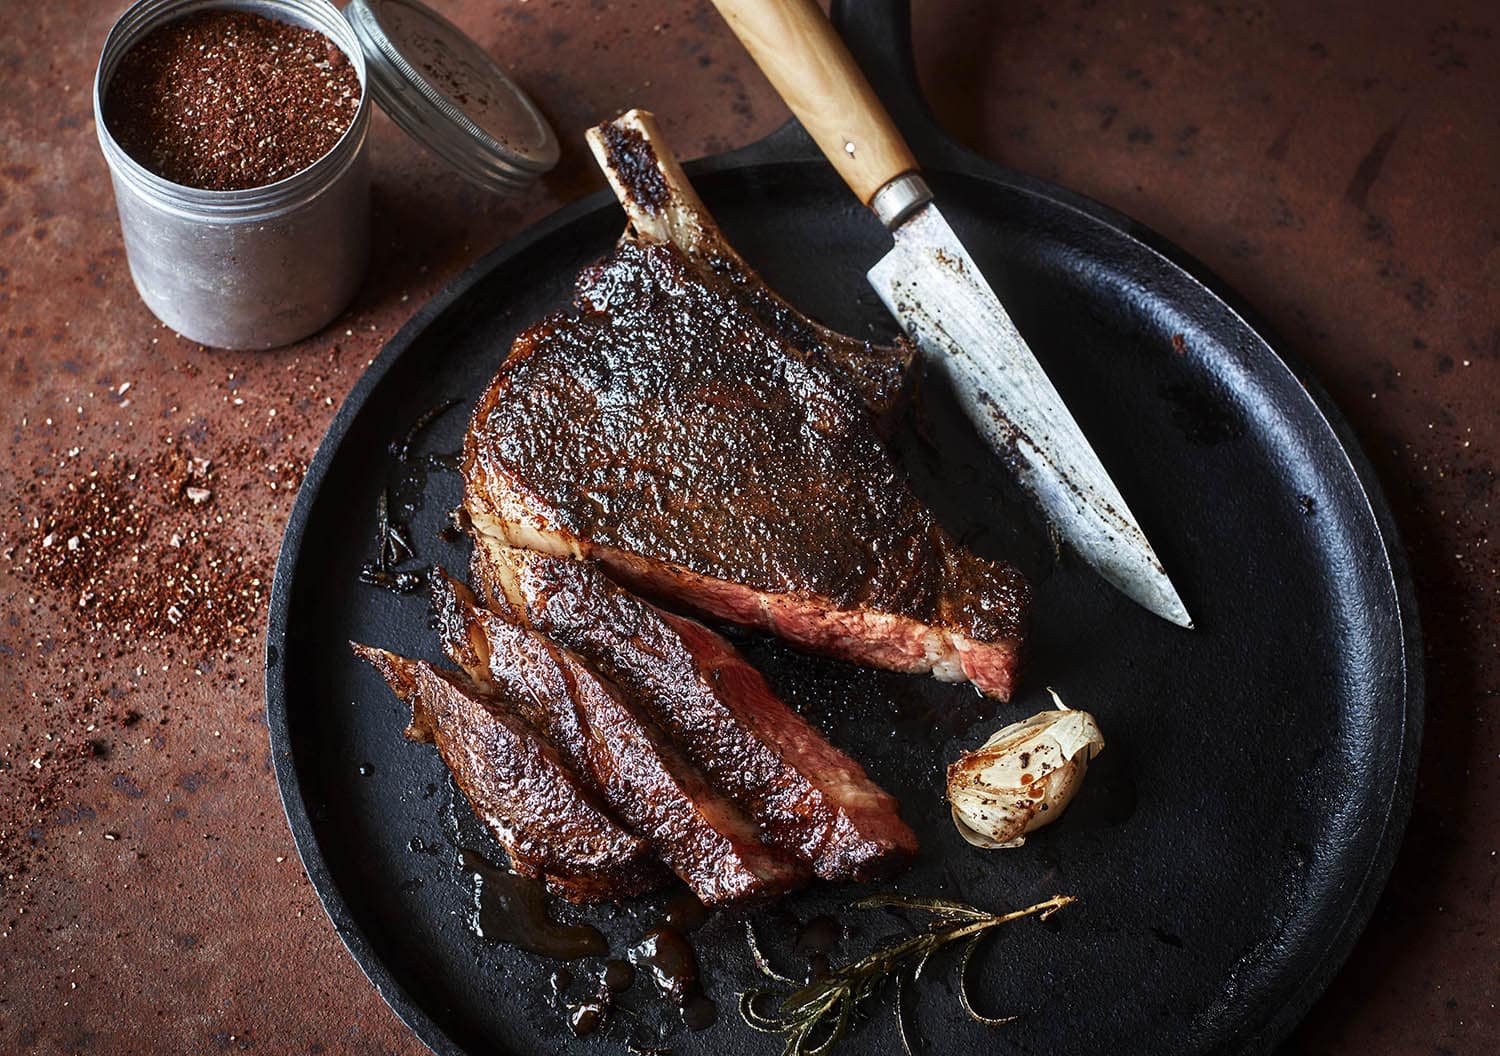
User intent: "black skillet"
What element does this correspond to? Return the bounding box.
[266,2,1422,1053]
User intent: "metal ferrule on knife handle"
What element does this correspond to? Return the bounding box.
[869,172,933,229]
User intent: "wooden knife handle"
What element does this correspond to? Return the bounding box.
[710,0,919,207]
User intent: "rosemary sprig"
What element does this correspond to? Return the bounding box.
[740,893,1074,1056]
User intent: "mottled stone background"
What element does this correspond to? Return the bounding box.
[0,1,1494,1053]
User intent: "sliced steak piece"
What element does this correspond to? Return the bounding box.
[586,108,915,425]
[432,572,808,906]
[462,234,1030,701]
[350,644,661,903]
[471,543,918,882]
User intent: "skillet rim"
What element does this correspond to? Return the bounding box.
[264,141,1422,1056]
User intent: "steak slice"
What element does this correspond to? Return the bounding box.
[432,571,808,906]
[350,644,661,903]
[462,233,1030,700]
[471,543,918,882]
[586,109,915,425]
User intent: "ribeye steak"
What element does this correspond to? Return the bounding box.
[463,115,1029,700]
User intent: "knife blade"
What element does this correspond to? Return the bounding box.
[868,198,1192,627]
[709,0,1191,626]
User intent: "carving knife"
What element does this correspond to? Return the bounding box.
[710,0,1192,627]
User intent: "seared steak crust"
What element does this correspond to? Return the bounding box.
[350,644,661,902]
[472,543,918,882]
[432,572,807,906]
[463,238,1029,699]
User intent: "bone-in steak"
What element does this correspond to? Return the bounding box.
[471,543,918,882]
[432,572,807,906]
[588,110,916,426]
[351,644,662,902]
[463,232,1030,700]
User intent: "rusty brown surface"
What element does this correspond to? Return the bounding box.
[0,1,1494,1053]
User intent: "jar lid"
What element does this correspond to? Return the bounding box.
[344,0,559,192]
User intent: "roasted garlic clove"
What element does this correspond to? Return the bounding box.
[947,692,1105,849]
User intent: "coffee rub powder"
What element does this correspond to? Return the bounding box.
[104,10,361,191]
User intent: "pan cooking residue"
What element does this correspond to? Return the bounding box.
[459,848,608,959]
[793,914,843,983]
[360,398,464,595]
[629,925,717,1031]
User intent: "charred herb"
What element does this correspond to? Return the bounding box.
[360,488,427,593]
[372,489,415,568]
[740,893,1074,1056]
[361,398,464,596]
[372,489,394,571]
[385,518,414,566]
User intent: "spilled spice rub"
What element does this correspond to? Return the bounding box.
[10,443,299,652]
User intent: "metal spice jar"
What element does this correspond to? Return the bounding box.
[94,0,371,350]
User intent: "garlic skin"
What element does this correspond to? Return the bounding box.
[947,696,1105,849]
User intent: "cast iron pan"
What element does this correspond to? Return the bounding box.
[266,3,1422,1053]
